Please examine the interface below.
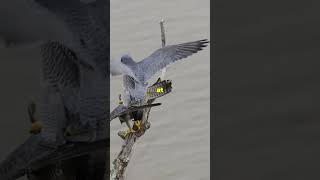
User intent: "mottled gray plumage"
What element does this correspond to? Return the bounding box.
[122,74,147,106]
[40,41,80,145]
[34,0,109,144]
[32,0,108,71]
[0,0,109,179]
[110,79,171,125]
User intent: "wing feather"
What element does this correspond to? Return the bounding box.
[138,39,209,81]
[40,41,81,120]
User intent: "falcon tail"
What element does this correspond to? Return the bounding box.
[147,79,172,100]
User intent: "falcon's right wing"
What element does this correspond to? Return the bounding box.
[138,39,209,81]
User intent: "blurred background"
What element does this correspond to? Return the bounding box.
[0,1,96,179]
[0,0,210,179]
[0,1,69,179]
[110,0,210,179]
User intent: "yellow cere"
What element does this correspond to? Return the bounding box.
[156,87,164,93]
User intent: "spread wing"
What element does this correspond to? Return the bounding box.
[137,39,209,81]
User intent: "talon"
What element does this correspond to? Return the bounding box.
[133,120,142,131]
[123,128,134,138]
[29,121,42,134]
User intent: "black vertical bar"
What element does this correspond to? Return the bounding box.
[213,0,320,179]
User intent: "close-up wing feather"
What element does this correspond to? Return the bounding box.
[123,75,136,90]
[41,41,80,90]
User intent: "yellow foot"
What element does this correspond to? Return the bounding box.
[118,128,135,139]
[132,120,142,131]
[124,128,135,137]
[29,121,42,134]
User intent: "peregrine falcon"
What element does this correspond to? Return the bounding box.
[30,0,109,146]
[110,39,208,132]
[111,39,208,104]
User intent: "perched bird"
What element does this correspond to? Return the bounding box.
[111,39,209,104]
[111,39,209,130]
[110,78,172,137]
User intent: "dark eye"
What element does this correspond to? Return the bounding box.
[121,58,124,63]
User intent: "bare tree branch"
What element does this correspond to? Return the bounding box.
[110,19,168,180]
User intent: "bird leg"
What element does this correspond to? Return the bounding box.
[122,120,135,138]
[30,121,43,134]
[125,120,131,129]
[132,120,142,132]
[28,101,43,134]
[122,120,142,139]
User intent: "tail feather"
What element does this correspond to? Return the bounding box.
[147,79,172,100]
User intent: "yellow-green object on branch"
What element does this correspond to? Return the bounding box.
[147,79,172,100]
